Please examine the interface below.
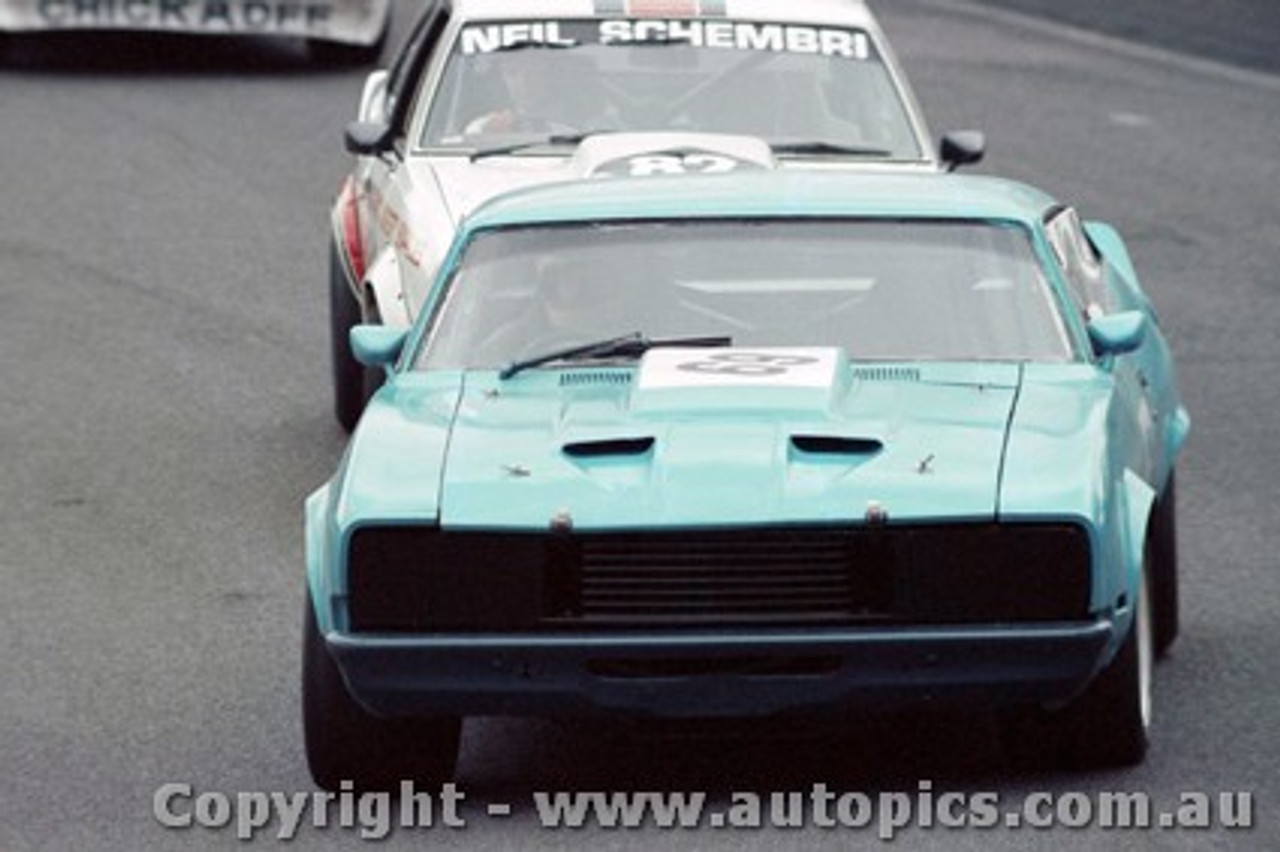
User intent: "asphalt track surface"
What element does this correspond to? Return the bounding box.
[972,0,1280,76]
[1,2,1278,850]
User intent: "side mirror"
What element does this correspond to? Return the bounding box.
[1088,311,1146,357]
[344,120,395,156]
[351,325,409,369]
[940,130,986,172]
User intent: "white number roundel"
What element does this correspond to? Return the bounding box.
[627,153,741,176]
[676,351,819,377]
[638,348,840,389]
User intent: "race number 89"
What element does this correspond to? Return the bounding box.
[676,352,819,377]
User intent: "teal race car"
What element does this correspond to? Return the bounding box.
[302,169,1190,789]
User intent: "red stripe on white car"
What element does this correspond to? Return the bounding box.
[339,176,366,282]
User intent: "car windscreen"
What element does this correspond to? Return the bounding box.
[419,19,923,159]
[417,218,1075,370]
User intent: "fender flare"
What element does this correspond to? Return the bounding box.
[331,176,367,297]
[330,182,410,329]
[304,485,336,632]
[1084,220,1138,287]
[362,248,411,328]
[1165,406,1192,476]
[1119,468,1156,626]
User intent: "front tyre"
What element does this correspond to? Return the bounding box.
[303,597,461,791]
[1151,471,1180,656]
[330,240,367,433]
[1003,549,1153,770]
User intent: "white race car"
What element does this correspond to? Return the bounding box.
[0,0,390,63]
[328,0,986,429]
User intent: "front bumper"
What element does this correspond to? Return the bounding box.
[328,620,1115,719]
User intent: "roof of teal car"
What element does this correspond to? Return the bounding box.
[463,170,1059,234]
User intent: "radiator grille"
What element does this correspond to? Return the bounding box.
[575,530,879,622]
[346,524,1091,632]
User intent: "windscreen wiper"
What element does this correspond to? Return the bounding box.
[498,332,733,380]
[488,41,576,53]
[770,141,894,158]
[470,130,615,162]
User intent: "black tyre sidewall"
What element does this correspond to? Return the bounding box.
[1151,472,1180,656]
[302,596,462,791]
[1002,553,1151,770]
[329,241,366,432]
[302,594,369,791]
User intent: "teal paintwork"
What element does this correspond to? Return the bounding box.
[350,325,409,370]
[447,362,1017,528]
[462,170,1060,232]
[305,169,1189,714]
[1087,311,1147,356]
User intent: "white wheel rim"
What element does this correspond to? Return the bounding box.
[1137,568,1154,730]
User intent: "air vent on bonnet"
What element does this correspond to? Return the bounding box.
[790,436,883,456]
[559,371,633,388]
[853,366,921,383]
[563,437,655,458]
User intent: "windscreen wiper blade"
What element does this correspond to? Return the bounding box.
[625,35,695,46]
[470,130,613,162]
[770,141,894,158]
[488,41,576,53]
[498,332,733,380]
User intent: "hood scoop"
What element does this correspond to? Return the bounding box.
[439,357,1020,528]
[563,437,654,459]
[790,435,883,456]
[431,132,777,223]
[576,132,777,178]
